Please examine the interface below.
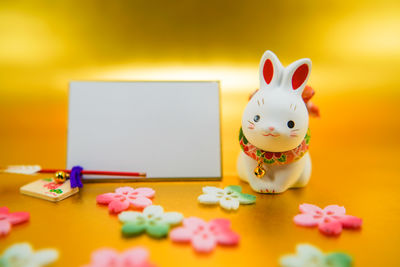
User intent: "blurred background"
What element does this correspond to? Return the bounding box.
[1,1,400,266]
[1,0,400,172]
[1,0,400,94]
[1,0,400,157]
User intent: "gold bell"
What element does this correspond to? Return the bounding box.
[54,171,70,184]
[254,159,266,178]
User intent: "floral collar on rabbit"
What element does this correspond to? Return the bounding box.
[239,128,310,177]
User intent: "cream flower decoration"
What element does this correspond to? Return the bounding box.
[0,243,58,267]
[119,205,183,238]
[280,244,352,267]
[198,185,256,211]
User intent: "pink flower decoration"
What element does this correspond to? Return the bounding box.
[0,207,30,237]
[294,203,362,236]
[97,187,155,214]
[44,182,62,190]
[170,217,239,253]
[82,247,156,267]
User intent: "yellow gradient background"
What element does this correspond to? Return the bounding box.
[1,0,400,266]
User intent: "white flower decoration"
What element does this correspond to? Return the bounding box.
[280,244,325,267]
[119,205,183,238]
[4,165,41,175]
[0,243,58,267]
[198,185,256,211]
[280,244,352,267]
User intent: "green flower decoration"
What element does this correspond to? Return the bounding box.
[50,189,63,194]
[118,205,183,238]
[198,185,256,211]
[280,244,352,267]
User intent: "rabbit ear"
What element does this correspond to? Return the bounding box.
[259,50,283,91]
[282,58,312,95]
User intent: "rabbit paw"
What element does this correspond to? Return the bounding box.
[257,186,284,194]
[259,187,277,194]
[249,179,286,194]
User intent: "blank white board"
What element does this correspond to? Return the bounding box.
[67,81,221,180]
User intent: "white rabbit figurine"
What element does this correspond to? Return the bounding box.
[237,50,313,193]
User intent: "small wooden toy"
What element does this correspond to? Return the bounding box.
[20,177,79,202]
[1,165,147,202]
[237,50,317,193]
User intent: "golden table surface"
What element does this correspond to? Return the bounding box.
[1,90,400,267]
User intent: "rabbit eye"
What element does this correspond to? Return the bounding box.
[287,120,295,128]
[253,115,260,122]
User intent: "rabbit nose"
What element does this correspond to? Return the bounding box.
[268,126,275,131]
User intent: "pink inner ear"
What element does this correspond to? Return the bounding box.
[292,64,309,90]
[263,59,273,85]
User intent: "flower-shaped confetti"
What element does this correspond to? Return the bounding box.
[96,187,155,213]
[170,217,239,253]
[198,185,256,211]
[294,203,362,236]
[280,244,352,267]
[81,247,156,267]
[0,207,30,237]
[118,205,183,238]
[0,243,58,267]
